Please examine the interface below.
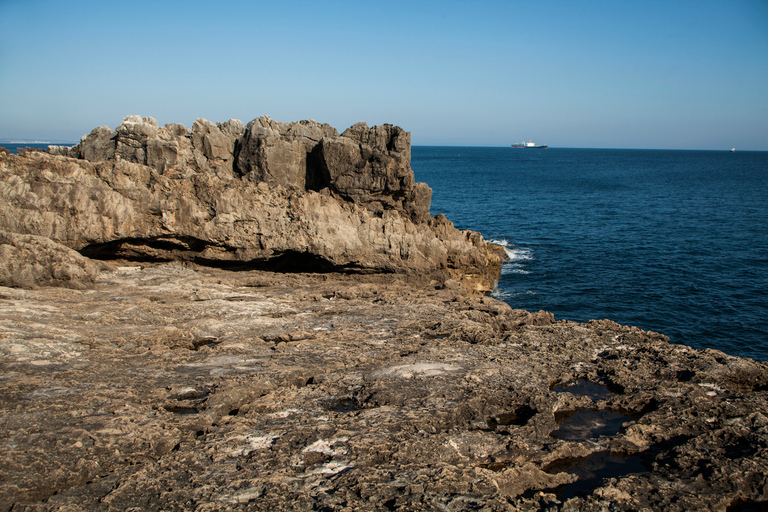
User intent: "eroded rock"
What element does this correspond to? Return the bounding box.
[0,230,105,289]
[2,116,764,510]
[0,116,501,291]
[0,264,765,510]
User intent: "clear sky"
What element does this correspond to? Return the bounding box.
[1,0,767,149]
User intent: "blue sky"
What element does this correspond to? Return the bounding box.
[1,0,767,149]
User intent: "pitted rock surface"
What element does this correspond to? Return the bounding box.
[1,263,766,511]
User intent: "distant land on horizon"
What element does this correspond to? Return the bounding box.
[1,138,760,153]
[0,138,76,145]
[414,145,758,152]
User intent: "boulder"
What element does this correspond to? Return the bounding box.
[0,230,103,289]
[76,125,117,162]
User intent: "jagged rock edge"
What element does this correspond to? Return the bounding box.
[2,116,503,291]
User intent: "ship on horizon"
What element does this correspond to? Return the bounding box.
[511,140,548,149]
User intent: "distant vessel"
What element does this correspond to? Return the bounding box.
[730,147,736,152]
[511,140,548,149]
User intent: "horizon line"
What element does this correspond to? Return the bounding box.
[1,140,764,153]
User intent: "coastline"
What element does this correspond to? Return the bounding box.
[1,116,767,510]
[1,262,767,510]
[412,146,768,362]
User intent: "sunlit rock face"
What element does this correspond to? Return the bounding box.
[1,264,767,510]
[1,116,501,291]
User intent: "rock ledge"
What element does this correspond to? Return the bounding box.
[0,264,766,511]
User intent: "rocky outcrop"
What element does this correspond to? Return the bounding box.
[0,230,104,289]
[51,115,427,221]
[2,116,501,291]
[1,264,766,510]
[235,116,338,191]
[55,116,245,178]
[318,123,431,222]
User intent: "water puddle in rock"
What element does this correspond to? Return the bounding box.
[551,409,633,441]
[552,380,614,401]
[551,379,633,440]
[543,380,645,498]
[544,452,646,500]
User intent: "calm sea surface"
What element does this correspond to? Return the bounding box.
[3,143,63,153]
[412,147,768,362]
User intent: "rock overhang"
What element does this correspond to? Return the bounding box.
[2,115,502,292]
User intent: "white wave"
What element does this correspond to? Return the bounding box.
[491,288,537,300]
[487,239,534,262]
[501,267,530,275]
[506,248,534,262]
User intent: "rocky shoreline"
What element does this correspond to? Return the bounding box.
[2,263,767,511]
[1,117,767,511]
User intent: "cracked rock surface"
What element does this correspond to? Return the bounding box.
[1,263,766,511]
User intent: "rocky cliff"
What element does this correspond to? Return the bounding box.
[1,116,500,291]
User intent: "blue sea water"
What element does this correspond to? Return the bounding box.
[3,143,62,153]
[412,147,768,362]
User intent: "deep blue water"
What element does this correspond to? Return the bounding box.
[412,147,768,362]
[3,143,63,153]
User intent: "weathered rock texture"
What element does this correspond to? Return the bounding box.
[2,117,766,511]
[0,264,766,511]
[48,115,428,222]
[3,116,498,291]
[0,230,105,289]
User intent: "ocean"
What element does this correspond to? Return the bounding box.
[2,143,65,153]
[412,147,768,362]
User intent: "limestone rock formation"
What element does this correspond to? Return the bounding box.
[0,116,501,291]
[1,264,766,510]
[235,116,338,191]
[57,115,245,178]
[317,123,425,220]
[77,125,117,162]
[0,230,104,289]
[56,115,428,219]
